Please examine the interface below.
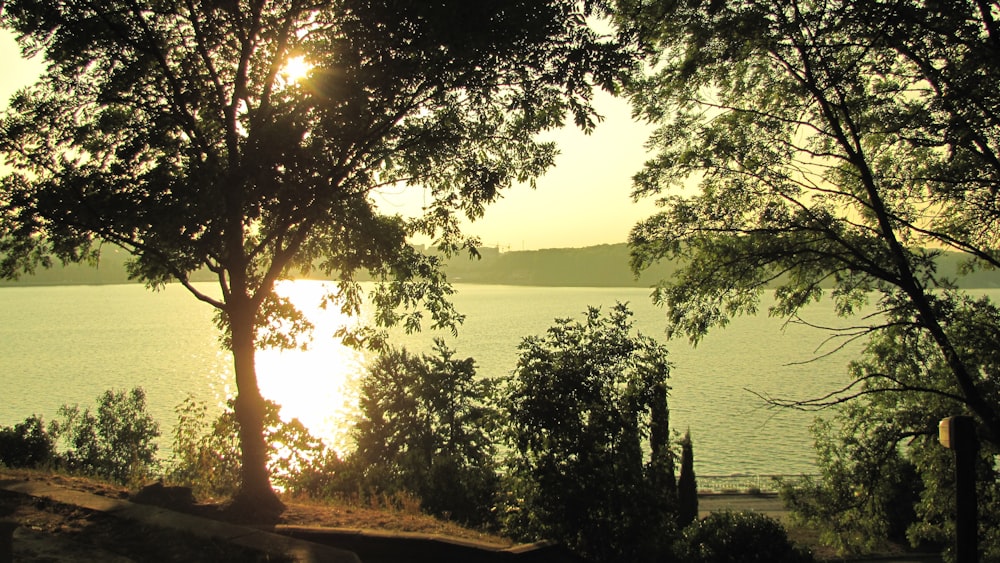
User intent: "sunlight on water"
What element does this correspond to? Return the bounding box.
[256,280,366,454]
[9,281,971,475]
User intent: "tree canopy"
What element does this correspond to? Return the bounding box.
[0,0,629,513]
[615,0,1000,443]
[783,296,1000,557]
[613,0,1000,554]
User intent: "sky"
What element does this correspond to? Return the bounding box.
[0,31,659,251]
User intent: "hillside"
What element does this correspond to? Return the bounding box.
[440,243,677,287]
[0,243,670,288]
[2,243,1000,288]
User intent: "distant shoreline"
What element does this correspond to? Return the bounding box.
[3,242,1000,289]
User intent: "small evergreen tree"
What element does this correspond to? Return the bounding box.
[677,431,698,527]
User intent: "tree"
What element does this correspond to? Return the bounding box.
[500,303,676,562]
[0,1,629,513]
[677,431,697,528]
[613,0,1000,445]
[350,340,499,525]
[781,296,1000,558]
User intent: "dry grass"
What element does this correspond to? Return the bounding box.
[0,468,510,546]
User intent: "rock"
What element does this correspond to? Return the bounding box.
[130,481,195,510]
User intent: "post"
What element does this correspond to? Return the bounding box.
[939,416,979,563]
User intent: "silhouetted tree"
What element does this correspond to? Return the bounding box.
[613,0,1000,554]
[0,1,629,513]
[782,297,1000,558]
[614,0,1000,444]
[500,303,676,562]
[677,431,697,528]
[351,340,499,525]
[649,379,677,512]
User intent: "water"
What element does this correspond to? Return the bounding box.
[0,281,882,476]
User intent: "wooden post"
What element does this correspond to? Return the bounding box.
[939,416,979,563]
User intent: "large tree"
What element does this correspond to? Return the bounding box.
[614,0,1000,444]
[0,1,627,514]
[783,296,1000,556]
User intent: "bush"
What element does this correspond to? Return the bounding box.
[50,387,161,485]
[673,511,814,563]
[348,340,500,526]
[499,304,677,562]
[168,396,341,499]
[0,415,56,468]
[168,396,242,498]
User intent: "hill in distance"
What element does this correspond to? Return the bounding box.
[2,243,999,289]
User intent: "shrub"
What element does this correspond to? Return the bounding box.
[168,396,341,499]
[349,340,500,526]
[168,397,241,498]
[673,511,814,563]
[499,303,677,562]
[51,387,160,485]
[0,415,56,468]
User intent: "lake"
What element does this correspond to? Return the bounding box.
[0,281,878,479]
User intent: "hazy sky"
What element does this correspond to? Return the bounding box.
[0,31,658,251]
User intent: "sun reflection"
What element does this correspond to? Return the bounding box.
[256,280,366,455]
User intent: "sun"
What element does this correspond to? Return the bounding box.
[281,55,311,82]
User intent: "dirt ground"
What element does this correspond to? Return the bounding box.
[1,486,280,562]
[0,468,510,562]
[0,469,940,562]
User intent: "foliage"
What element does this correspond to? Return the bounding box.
[349,339,499,526]
[673,511,814,563]
[168,396,340,499]
[781,296,1000,560]
[168,397,243,498]
[0,0,631,508]
[50,388,160,485]
[499,303,677,562]
[0,415,55,469]
[614,1,1000,556]
[614,0,1000,444]
[677,431,698,528]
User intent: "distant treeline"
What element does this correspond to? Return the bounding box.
[440,244,678,287]
[3,243,1000,288]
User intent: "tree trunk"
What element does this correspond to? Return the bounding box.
[228,300,285,519]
